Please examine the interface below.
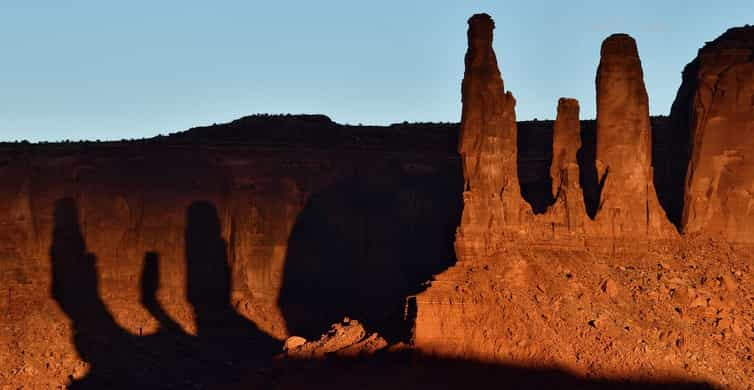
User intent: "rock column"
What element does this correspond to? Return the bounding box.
[593,34,674,239]
[455,13,529,260]
[549,98,584,233]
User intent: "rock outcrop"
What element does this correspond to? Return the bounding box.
[455,13,530,261]
[456,25,675,253]
[673,26,754,242]
[592,34,675,240]
[411,21,754,388]
[281,318,388,359]
[549,98,585,234]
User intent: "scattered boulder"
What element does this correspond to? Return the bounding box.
[282,318,389,359]
[283,336,307,352]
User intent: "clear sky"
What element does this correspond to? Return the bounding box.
[1,1,752,142]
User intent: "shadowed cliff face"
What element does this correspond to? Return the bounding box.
[0,127,465,346]
[50,198,278,388]
[278,167,462,340]
[518,119,555,214]
[670,26,754,240]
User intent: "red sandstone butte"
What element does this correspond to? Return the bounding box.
[673,26,754,242]
[592,33,675,239]
[455,13,531,261]
[411,20,754,389]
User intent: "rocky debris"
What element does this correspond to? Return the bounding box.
[455,13,531,261]
[600,278,619,298]
[283,336,307,352]
[673,26,754,243]
[412,239,754,388]
[592,33,675,239]
[282,318,388,359]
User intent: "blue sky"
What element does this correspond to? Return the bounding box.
[1,1,752,141]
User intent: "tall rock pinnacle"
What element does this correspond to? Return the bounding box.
[593,34,674,238]
[456,13,529,260]
[549,98,585,233]
[551,98,581,197]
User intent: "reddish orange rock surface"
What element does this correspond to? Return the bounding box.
[674,26,754,242]
[411,18,754,390]
[549,98,585,233]
[592,33,675,240]
[455,13,532,262]
[3,12,754,390]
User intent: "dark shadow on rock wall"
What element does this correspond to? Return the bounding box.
[51,198,277,389]
[518,122,556,214]
[656,66,698,228]
[278,163,463,341]
[578,121,603,219]
[513,118,676,220]
[184,201,279,366]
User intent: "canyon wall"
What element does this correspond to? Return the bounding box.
[671,27,754,242]
[0,130,462,349]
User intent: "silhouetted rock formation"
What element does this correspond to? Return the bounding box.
[672,26,754,242]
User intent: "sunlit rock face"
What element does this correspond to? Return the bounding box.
[455,13,531,261]
[550,98,581,196]
[592,33,675,239]
[673,27,754,242]
[0,118,463,346]
[548,98,585,233]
